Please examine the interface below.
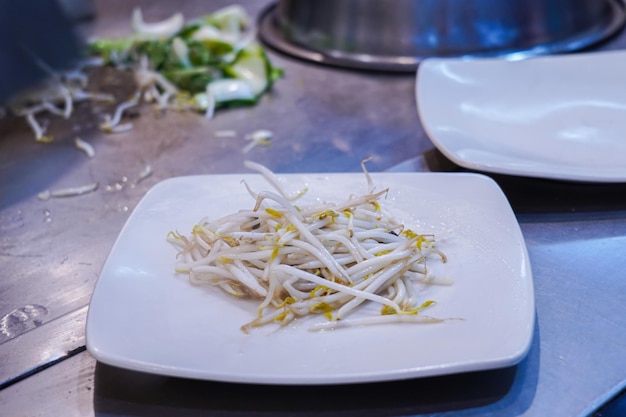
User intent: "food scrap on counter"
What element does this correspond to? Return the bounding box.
[2,5,283,142]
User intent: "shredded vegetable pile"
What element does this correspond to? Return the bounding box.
[3,5,282,141]
[168,162,450,332]
[90,5,282,118]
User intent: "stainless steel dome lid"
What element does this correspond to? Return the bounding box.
[259,0,626,71]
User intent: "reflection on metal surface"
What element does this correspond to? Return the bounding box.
[91,361,518,415]
[0,306,88,390]
[259,0,626,71]
[0,304,49,340]
[389,150,626,214]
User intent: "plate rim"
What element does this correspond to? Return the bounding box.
[416,50,626,183]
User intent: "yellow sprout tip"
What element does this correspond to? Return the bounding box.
[36,135,54,143]
[265,207,283,217]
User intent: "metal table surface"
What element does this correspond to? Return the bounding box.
[1,0,626,416]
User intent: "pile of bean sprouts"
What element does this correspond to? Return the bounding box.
[168,161,449,332]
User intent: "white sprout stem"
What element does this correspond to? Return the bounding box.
[40,101,66,117]
[60,84,73,118]
[74,137,95,158]
[287,239,351,284]
[37,182,99,200]
[25,113,47,140]
[274,264,402,312]
[77,56,106,68]
[71,90,114,102]
[360,157,375,193]
[283,212,353,284]
[63,68,89,87]
[332,189,389,214]
[136,164,152,183]
[110,123,134,133]
[154,72,179,96]
[104,93,140,129]
[254,190,303,220]
[189,265,234,281]
[258,253,285,311]
[226,260,267,298]
[244,160,307,201]
[242,130,273,153]
[406,270,453,286]
[309,314,444,331]
[345,245,414,277]
[204,86,216,119]
[242,139,268,153]
[318,231,368,264]
[336,260,409,319]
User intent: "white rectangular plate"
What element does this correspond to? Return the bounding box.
[86,172,534,384]
[417,50,626,183]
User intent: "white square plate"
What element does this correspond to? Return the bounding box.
[417,50,626,183]
[86,172,534,384]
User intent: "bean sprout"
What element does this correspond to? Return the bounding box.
[243,160,306,201]
[25,112,51,142]
[242,129,272,153]
[169,163,449,332]
[99,93,140,133]
[8,62,116,141]
[136,164,153,184]
[74,137,95,158]
[37,182,99,200]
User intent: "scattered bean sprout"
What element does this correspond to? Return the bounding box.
[24,112,52,142]
[37,182,99,200]
[136,164,153,184]
[242,129,272,153]
[7,5,282,142]
[99,92,140,133]
[168,162,449,333]
[74,137,95,158]
[243,160,306,201]
[8,61,116,141]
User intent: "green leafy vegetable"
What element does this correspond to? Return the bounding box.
[89,5,282,114]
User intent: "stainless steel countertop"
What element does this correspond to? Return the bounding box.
[1,0,626,415]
